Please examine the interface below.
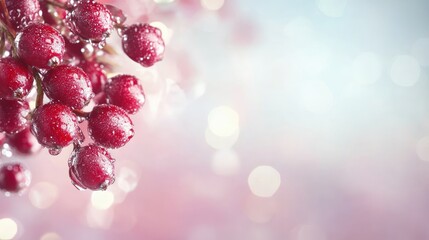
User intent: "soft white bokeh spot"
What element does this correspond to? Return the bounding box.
[352,52,383,85]
[91,191,115,210]
[390,55,420,87]
[0,218,18,240]
[208,106,239,137]
[248,166,281,198]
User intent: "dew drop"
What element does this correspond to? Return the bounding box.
[48,147,62,156]
[69,167,86,191]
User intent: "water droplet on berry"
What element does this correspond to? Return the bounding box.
[69,168,86,191]
[48,147,62,156]
[105,5,127,26]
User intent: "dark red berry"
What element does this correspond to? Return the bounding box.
[31,102,81,149]
[93,92,107,105]
[79,61,107,94]
[0,163,31,194]
[40,0,67,26]
[70,0,113,41]
[7,127,42,155]
[69,144,115,190]
[105,74,145,114]
[122,23,165,67]
[0,99,30,134]
[0,58,33,99]
[63,38,85,65]
[88,104,134,149]
[43,65,93,109]
[16,23,65,68]
[3,0,40,31]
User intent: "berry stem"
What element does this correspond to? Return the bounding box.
[32,69,44,108]
[73,109,91,119]
[0,0,16,37]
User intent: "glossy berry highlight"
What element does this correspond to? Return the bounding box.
[43,65,93,109]
[88,104,134,149]
[31,102,81,150]
[4,0,41,31]
[69,0,113,42]
[69,144,115,191]
[0,57,33,99]
[122,24,165,67]
[16,23,65,68]
[105,74,145,114]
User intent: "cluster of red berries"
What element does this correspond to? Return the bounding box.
[0,0,165,194]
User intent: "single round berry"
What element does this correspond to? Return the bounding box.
[4,0,40,31]
[31,102,81,149]
[105,75,145,114]
[69,144,115,190]
[43,65,93,109]
[79,61,107,94]
[7,127,42,155]
[122,23,165,67]
[88,104,134,149]
[70,0,113,41]
[0,99,30,134]
[0,58,33,99]
[0,163,31,194]
[16,23,65,68]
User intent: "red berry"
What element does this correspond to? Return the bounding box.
[0,99,30,134]
[0,58,33,99]
[7,127,42,155]
[79,61,107,94]
[63,38,85,65]
[88,104,134,148]
[16,23,65,68]
[105,74,145,114]
[69,0,113,42]
[0,163,31,194]
[69,144,115,190]
[31,102,81,150]
[40,0,67,26]
[4,0,40,31]
[122,23,165,67]
[43,65,93,109]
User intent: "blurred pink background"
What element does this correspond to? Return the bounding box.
[2,0,429,239]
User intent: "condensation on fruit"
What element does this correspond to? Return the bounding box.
[0,0,165,194]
